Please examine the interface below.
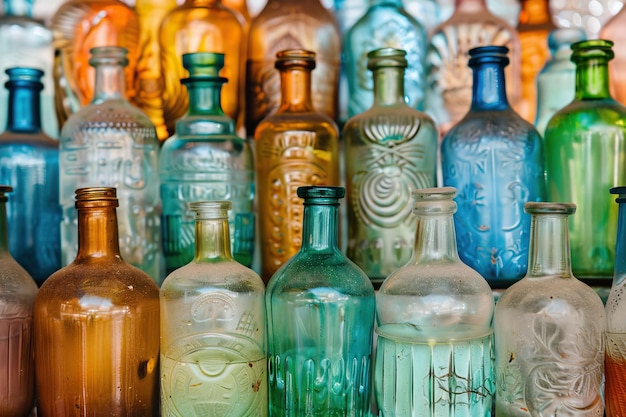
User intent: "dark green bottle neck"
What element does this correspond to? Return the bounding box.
[300,202,340,252]
[0,202,8,252]
[527,214,572,278]
[279,67,314,112]
[186,79,226,116]
[92,63,126,103]
[194,217,232,262]
[574,58,612,100]
[6,80,42,133]
[471,61,509,111]
[373,66,406,106]
[4,0,33,17]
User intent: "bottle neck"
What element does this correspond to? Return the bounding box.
[0,202,8,252]
[279,67,314,112]
[412,212,460,263]
[373,66,406,106]
[614,200,626,286]
[471,61,509,111]
[455,0,487,13]
[574,59,611,100]
[194,217,232,261]
[300,203,340,252]
[92,63,126,103]
[4,0,32,17]
[186,79,226,116]
[76,206,122,260]
[527,214,572,278]
[6,82,42,133]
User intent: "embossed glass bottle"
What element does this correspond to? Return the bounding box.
[545,39,626,280]
[376,187,495,417]
[246,0,341,137]
[160,52,254,275]
[600,6,626,106]
[344,48,437,284]
[0,186,38,417]
[161,201,266,417]
[34,187,160,416]
[255,50,340,281]
[59,47,162,284]
[159,0,245,137]
[494,202,605,417]
[266,186,375,417]
[0,68,60,286]
[441,46,546,288]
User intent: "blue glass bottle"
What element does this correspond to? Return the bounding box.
[159,52,254,274]
[0,68,60,285]
[344,0,428,119]
[441,46,546,288]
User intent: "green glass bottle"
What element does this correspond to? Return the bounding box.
[545,39,626,281]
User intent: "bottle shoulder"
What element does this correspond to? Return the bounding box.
[343,107,438,144]
[0,131,59,149]
[545,99,626,137]
[255,111,339,138]
[0,254,38,303]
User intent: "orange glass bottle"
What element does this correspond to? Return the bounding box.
[50,0,139,127]
[159,0,246,137]
[34,187,160,417]
[255,50,340,282]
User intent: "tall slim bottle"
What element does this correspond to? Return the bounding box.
[545,39,626,280]
[0,186,38,417]
[494,202,605,417]
[34,187,160,416]
[59,47,162,284]
[266,186,375,416]
[376,187,494,417]
[159,52,254,274]
[344,48,437,284]
[0,68,60,286]
[600,6,626,105]
[255,50,340,282]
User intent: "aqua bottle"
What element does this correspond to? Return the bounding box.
[266,186,375,416]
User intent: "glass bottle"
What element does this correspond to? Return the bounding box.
[0,68,60,286]
[344,0,428,119]
[255,50,340,282]
[246,0,341,138]
[266,186,375,417]
[544,39,626,280]
[425,0,522,137]
[343,48,437,284]
[50,0,139,128]
[534,28,586,136]
[161,201,266,417]
[551,0,624,39]
[0,186,38,417]
[223,0,250,23]
[33,187,160,416]
[0,0,57,138]
[159,52,255,275]
[59,47,162,284]
[600,6,626,106]
[441,45,546,288]
[376,187,494,417]
[494,202,605,417]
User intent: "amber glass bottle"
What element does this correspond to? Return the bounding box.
[34,187,160,416]
[255,50,340,282]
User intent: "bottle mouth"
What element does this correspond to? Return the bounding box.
[524,202,576,215]
[189,201,231,220]
[0,185,12,203]
[468,45,510,68]
[571,39,614,63]
[5,67,44,91]
[275,49,316,71]
[75,187,119,208]
[412,187,457,215]
[297,186,344,204]
[611,186,626,204]
[183,52,225,77]
[89,46,129,68]
[367,48,407,70]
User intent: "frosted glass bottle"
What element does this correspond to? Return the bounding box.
[376,187,494,417]
[494,202,605,417]
[600,6,626,106]
[160,201,266,417]
[343,48,437,284]
[59,47,162,284]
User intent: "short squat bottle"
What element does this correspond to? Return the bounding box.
[494,202,605,417]
[34,187,160,416]
[376,187,494,417]
[266,186,375,416]
[160,201,266,417]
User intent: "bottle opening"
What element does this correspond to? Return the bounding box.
[571,39,614,63]
[297,186,344,204]
[468,45,510,68]
[189,201,232,220]
[0,185,12,203]
[275,49,316,71]
[89,46,129,68]
[412,187,457,215]
[524,202,576,215]
[182,52,225,77]
[611,186,626,204]
[367,48,408,70]
[75,187,119,208]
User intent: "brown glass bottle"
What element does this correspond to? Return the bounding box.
[34,187,160,417]
[255,50,340,282]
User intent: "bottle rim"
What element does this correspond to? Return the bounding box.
[297,186,345,202]
[275,49,316,70]
[524,202,576,215]
[367,47,407,70]
[0,185,12,203]
[75,187,119,208]
[189,201,232,219]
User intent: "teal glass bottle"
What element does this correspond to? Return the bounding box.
[159,52,254,274]
[343,48,437,284]
[266,186,375,416]
[544,39,626,281]
[0,68,60,285]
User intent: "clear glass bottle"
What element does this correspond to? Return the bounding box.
[254,50,340,282]
[159,52,254,275]
[0,67,60,286]
[344,0,428,119]
[343,48,437,284]
[544,39,626,280]
[59,46,162,284]
[376,187,494,417]
[600,6,626,106]
[441,45,546,288]
[0,186,37,417]
[0,0,57,138]
[266,186,375,417]
[159,0,245,137]
[34,187,160,416]
[551,0,624,39]
[50,0,139,128]
[494,202,605,417]
[160,201,266,417]
[425,0,522,137]
[246,0,341,137]
[534,28,586,136]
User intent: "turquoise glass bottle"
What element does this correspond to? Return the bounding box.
[441,46,546,288]
[266,186,375,416]
[545,39,626,280]
[343,48,437,284]
[0,68,60,285]
[159,52,254,274]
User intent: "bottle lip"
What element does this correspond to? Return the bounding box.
[412,187,457,214]
[571,39,614,63]
[0,185,12,203]
[610,186,626,203]
[5,67,44,91]
[75,187,119,208]
[297,186,345,203]
[275,49,316,71]
[189,201,232,219]
[367,47,407,70]
[89,46,129,68]
[182,52,225,77]
[524,202,576,215]
[468,45,510,68]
